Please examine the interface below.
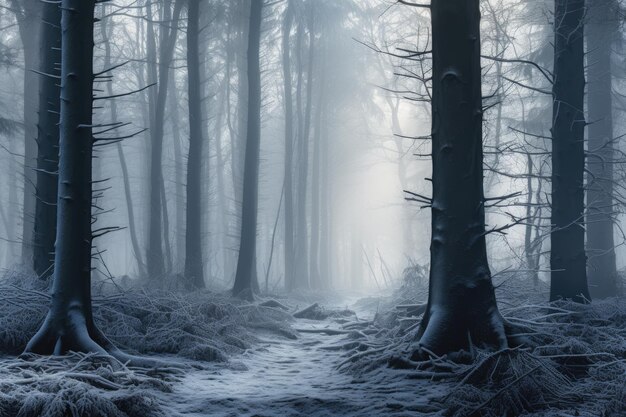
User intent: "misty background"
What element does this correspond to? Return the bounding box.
[0,0,623,292]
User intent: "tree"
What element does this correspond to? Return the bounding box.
[146,0,183,282]
[9,0,40,265]
[281,0,296,291]
[232,0,262,299]
[293,8,314,290]
[25,0,124,358]
[309,55,326,290]
[32,0,61,279]
[100,4,146,276]
[549,0,590,302]
[585,0,618,298]
[415,0,518,356]
[184,0,205,288]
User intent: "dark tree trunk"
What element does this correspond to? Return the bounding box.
[585,0,618,298]
[416,0,516,356]
[146,0,183,282]
[232,0,262,299]
[184,0,205,288]
[25,0,122,358]
[281,1,295,291]
[549,0,590,302]
[33,0,61,279]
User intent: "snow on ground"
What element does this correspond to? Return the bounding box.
[161,311,445,417]
[0,269,624,416]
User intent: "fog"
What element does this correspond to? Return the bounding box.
[0,1,624,416]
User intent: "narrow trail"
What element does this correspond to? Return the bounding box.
[162,305,441,417]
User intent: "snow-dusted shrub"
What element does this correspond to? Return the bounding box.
[337,275,626,417]
[0,270,296,361]
[0,353,172,417]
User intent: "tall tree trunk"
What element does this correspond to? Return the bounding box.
[170,66,185,270]
[100,8,146,276]
[310,61,325,289]
[585,0,617,298]
[222,20,238,283]
[232,0,249,256]
[146,0,183,282]
[550,0,590,302]
[25,0,123,359]
[281,1,295,291]
[524,153,540,286]
[33,0,61,279]
[294,16,312,290]
[215,80,229,280]
[232,0,262,299]
[319,101,331,288]
[10,0,41,266]
[416,0,517,356]
[184,0,205,288]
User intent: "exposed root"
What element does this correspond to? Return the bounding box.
[335,273,626,417]
[0,272,297,364]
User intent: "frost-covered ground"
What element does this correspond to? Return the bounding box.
[160,311,445,417]
[0,269,624,417]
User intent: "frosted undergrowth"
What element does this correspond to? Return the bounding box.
[0,269,304,416]
[0,352,177,417]
[334,269,626,416]
[0,268,297,362]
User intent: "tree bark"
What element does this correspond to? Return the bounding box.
[416,0,517,356]
[184,0,205,288]
[25,0,124,359]
[585,0,618,298]
[549,0,590,302]
[232,0,262,299]
[33,0,61,279]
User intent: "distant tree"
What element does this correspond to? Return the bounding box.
[309,49,326,290]
[416,0,519,356]
[8,0,40,265]
[549,0,590,302]
[281,0,296,291]
[184,0,205,288]
[25,0,124,358]
[293,5,315,290]
[32,0,61,280]
[585,0,618,298]
[100,5,146,276]
[146,0,183,282]
[232,0,263,299]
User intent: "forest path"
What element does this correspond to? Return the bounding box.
[160,299,440,417]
